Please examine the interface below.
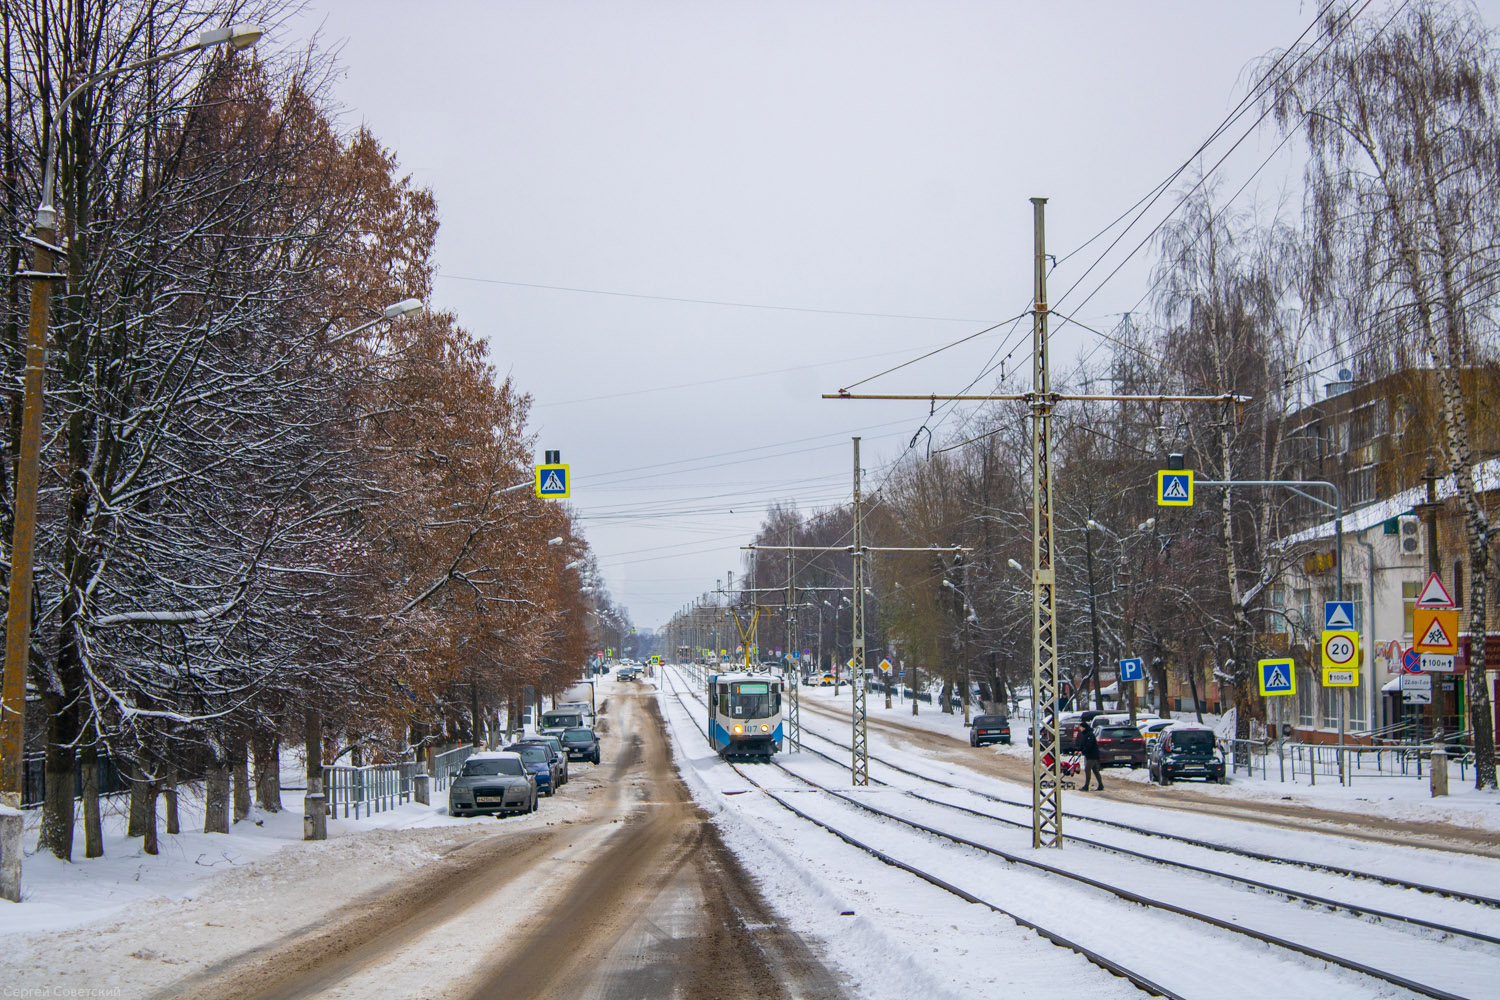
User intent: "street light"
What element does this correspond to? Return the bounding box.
[1,20,265,903]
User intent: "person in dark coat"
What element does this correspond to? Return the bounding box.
[1079,721,1104,790]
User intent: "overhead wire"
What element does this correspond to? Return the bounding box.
[435,271,990,323]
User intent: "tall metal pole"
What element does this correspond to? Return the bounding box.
[851,437,869,786]
[785,526,800,750]
[1030,197,1063,848]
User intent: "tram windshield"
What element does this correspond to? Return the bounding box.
[729,681,779,718]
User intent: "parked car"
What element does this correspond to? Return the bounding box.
[968,714,1011,747]
[561,727,601,763]
[519,734,570,785]
[1095,725,1147,767]
[1028,713,1087,752]
[1090,712,1132,732]
[448,751,536,816]
[504,742,558,795]
[1136,718,1177,744]
[1148,725,1226,784]
[540,710,585,734]
[556,702,596,728]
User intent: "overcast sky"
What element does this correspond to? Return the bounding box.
[283,1,1497,628]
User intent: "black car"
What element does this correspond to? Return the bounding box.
[561,726,601,763]
[1148,726,1226,784]
[969,714,1011,747]
[1027,713,1087,752]
[1095,725,1147,768]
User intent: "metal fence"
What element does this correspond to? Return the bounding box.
[1225,737,1486,786]
[323,762,418,819]
[430,744,477,790]
[21,750,128,809]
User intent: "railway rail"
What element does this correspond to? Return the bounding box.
[660,667,1494,1000]
[793,692,1500,908]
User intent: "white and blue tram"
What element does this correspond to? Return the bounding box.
[707,671,784,760]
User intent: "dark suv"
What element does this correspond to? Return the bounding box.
[561,727,601,764]
[1095,725,1147,768]
[969,715,1011,747]
[1148,726,1226,784]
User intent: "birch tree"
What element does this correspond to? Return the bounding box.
[1271,0,1499,786]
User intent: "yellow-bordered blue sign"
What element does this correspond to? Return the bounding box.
[1257,657,1295,696]
[1156,470,1194,506]
[535,463,570,498]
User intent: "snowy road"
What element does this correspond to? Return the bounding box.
[1,686,845,1000]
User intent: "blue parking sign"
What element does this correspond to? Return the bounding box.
[1118,657,1144,682]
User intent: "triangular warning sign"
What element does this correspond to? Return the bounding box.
[1416,573,1455,608]
[1163,477,1189,500]
[1419,615,1453,649]
[1265,666,1290,690]
[540,471,565,493]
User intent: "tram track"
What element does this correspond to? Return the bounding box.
[791,694,1500,908]
[661,667,1494,1000]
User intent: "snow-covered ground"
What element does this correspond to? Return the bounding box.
[0,751,582,940]
[658,665,1500,999]
[793,680,1500,833]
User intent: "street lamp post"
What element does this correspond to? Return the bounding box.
[0,21,264,903]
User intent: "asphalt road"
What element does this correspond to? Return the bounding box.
[156,688,845,1000]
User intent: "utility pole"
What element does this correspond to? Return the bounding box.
[852,437,869,785]
[823,197,1238,846]
[1029,197,1064,848]
[785,526,800,750]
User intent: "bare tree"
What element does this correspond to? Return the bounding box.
[1271,0,1500,786]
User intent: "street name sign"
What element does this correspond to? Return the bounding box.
[1156,470,1194,507]
[1413,608,1458,653]
[1257,658,1295,696]
[534,463,570,498]
[1119,657,1144,683]
[1323,601,1356,631]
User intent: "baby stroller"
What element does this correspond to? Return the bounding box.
[1041,750,1081,789]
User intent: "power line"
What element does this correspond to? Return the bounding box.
[435,272,990,323]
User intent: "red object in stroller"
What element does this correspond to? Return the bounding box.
[1041,750,1081,788]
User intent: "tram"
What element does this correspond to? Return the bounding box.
[707,671,784,760]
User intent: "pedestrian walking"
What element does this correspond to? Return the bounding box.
[1079,721,1104,791]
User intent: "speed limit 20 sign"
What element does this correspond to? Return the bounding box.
[1321,629,1360,687]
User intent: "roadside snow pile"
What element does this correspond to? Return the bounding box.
[0,779,497,937]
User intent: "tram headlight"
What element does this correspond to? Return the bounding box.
[733,725,743,734]
[760,725,769,732]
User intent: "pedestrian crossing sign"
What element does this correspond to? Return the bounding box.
[1257,657,1295,697]
[534,463,570,498]
[1413,607,1458,653]
[1156,470,1194,507]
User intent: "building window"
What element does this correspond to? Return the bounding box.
[1321,688,1341,729]
[1349,466,1375,505]
[1268,587,1287,634]
[1454,560,1464,608]
[1350,671,1369,731]
[1345,583,1363,631]
[1403,580,1420,635]
[1295,588,1314,641]
[1297,668,1315,728]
